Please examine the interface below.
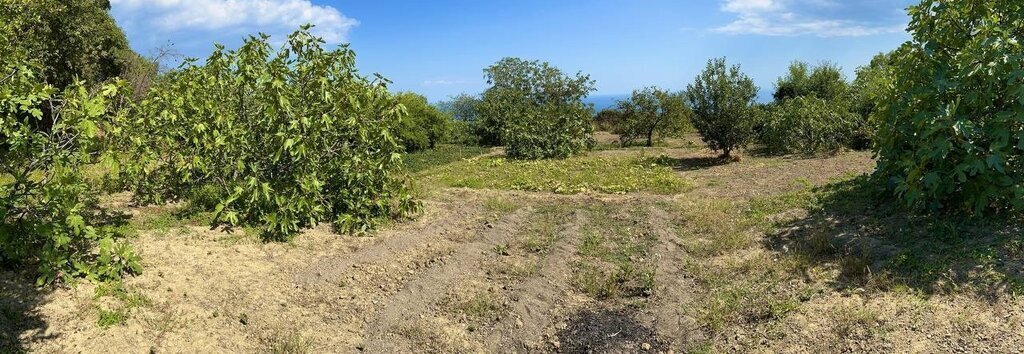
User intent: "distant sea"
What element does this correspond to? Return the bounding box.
[586,91,773,111]
[585,94,629,111]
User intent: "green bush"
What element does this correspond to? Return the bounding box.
[849,52,897,149]
[594,108,625,133]
[685,58,759,158]
[0,47,139,285]
[773,61,850,103]
[873,0,1024,212]
[760,97,858,154]
[437,93,483,145]
[395,92,450,152]
[479,58,596,159]
[766,61,868,152]
[616,87,690,147]
[123,28,419,239]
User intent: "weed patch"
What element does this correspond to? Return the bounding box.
[572,204,657,300]
[93,281,151,329]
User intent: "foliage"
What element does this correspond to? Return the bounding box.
[685,58,759,158]
[773,61,850,103]
[479,58,596,159]
[760,96,859,154]
[417,154,691,195]
[593,108,625,133]
[123,28,419,239]
[764,61,867,153]
[0,46,139,285]
[616,86,690,147]
[2,0,133,89]
[395,92,451,152]
[436,93,483,145]
[849,52,897,148]
[851,52,896,119]
[872,0,1024,213]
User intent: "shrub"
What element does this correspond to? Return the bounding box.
[773,61,850,103]
[760,97,859,154]
[123,28,419,239]
[767,61,868,152]
[685,58,759,159]
[616,87,689,147]
[437,93,483,145]
[479,58,596,159]
[594,108,625,133]
[873,0,1024,212]
[0,48,139,285]
[395,92,450,152]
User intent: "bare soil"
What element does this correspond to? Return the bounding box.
[3,139,1022,353]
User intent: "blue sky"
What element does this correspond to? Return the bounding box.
[111,0,917,102]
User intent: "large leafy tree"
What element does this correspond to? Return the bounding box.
[123,28,419,239]
[3,0,133,89]
[873,0,1024,212]
[616,87,689,147]
[685,58,759,159]
[479,57,596,159]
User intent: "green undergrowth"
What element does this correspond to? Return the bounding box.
[403,145,492,173]
[417,153,692,195]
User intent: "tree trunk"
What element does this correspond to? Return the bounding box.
[646,131,654,147]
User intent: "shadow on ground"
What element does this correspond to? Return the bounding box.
[653,156,732,172]
[0,272,53,353]
[556,307,667,354]
[765,176,1024,299]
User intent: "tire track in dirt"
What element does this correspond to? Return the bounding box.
[642,204,704,350]
[360,205,538,352]
[287,195,490,349]
[481,209,588,353]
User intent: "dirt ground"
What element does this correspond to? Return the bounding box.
[2,138,1023,353]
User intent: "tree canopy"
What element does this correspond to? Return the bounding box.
[616,87,690,147]
[685,58,759,158]
[479,57,596,159]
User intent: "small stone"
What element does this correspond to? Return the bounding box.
[641,343,652,351]
[515,319,524,328]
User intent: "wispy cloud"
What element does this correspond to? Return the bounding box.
[714,0,905,37]
[111,0,358,43]
[422,79,467,86]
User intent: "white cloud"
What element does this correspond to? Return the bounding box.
[723,0,781,13]
[111,0,358,43]
[715,0,903,37]
[423,79,467,86]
